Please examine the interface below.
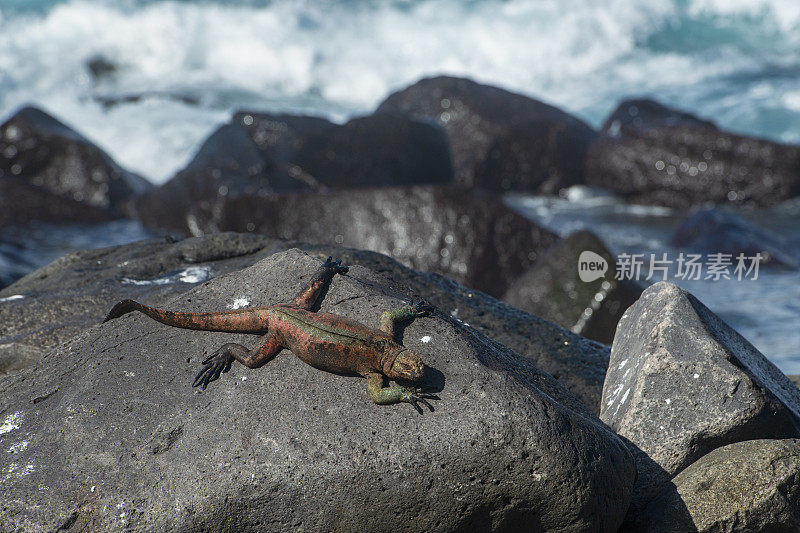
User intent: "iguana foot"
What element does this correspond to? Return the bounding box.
[192,347,235,390]
[400,386,439,414]
[322,256,349,275]
[409,299,434,318]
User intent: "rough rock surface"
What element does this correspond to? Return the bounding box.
[670,208,799,269]
[600,282,800,516]
[586,100,800,207]
[377,76,596,191]
[640,439,800,532]
[0,342,43,375]
[0,249,634,532]
[134,111,452,231]
[503,230,643,344]
[0,106,150,224]
[0,233,609,412]
[137,186,559,299]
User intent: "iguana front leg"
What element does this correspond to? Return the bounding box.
[193,334,283,389]
[380,299,434,341]
[365,372,436,413]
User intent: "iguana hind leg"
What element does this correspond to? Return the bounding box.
[293,257,349,310]
[193,334,283,390]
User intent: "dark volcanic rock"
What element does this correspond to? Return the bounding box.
[0,248,634,532]
[139,186,558,299]
[377,76,596,191]
[600,282,800,518]
[503,230,643,344]
[0,233,609,411]
[0,106,151,221]
[670,208,799,269]
[586,99,800,207]
[287,113,453,188]
[0,178,115,229]
[85,54,118,81]
[134,112,452,231]
[640,439,800,532]
[601,98,717,137]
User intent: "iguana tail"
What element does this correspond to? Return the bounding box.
[103,299,269,334]
[104,299,146,322]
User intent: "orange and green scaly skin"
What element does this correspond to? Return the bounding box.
[104,257,437,411]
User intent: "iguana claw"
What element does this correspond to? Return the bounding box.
[322,256,349,275]
[401,386,439,413]
[409,299,434,318]
[193,351,234,390]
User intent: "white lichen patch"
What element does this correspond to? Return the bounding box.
[0,294,24,303]
[619,388,630,406]
[227,298,250,310]
[420,335,432,343]
[607,383,624,403]
[0,412,22,436]
[7,441,28,454]
[4,462,34,482]
[664,398,671,405]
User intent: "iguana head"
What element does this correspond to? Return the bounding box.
[383,348,424,381]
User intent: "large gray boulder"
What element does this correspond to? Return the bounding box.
[0,106,151,226]
[600,282,800,515]
[640,439,800,532]
[0,248,634,532]
[600,98,716,136]
[134,111,453,232]
[377,76,596,192]
[0,178,115,229]
[0,233,609,412]
[586,99,800,207]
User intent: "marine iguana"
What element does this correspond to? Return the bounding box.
[104,257,437,411]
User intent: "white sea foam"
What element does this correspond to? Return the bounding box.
[1,0,799,184]
[121,266,211,285]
